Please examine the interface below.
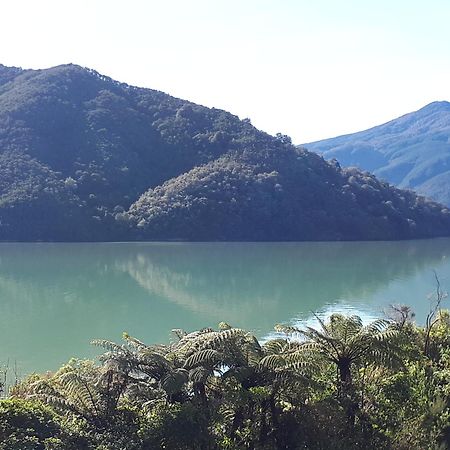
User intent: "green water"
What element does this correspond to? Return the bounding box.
[1,239,450,376]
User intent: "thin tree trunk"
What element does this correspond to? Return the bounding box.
[259,399,269,445]
[338,358,357,428]
[194,381,208,407]
[338,358,352,388]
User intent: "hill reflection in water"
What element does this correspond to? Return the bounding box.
[0,239,449,374]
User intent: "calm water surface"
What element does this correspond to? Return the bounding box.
[1,239,450,375]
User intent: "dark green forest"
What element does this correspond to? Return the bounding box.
[0,64,449,241]
[2,303,450,449]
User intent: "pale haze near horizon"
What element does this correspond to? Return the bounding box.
[1,0,449,143]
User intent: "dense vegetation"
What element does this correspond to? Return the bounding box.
[305,101,450,206]
[2,304,450,449]
[0,64,449,241]
[129,144,450,241]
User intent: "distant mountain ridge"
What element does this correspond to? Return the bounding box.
[305,101,450,206]
[0,64,449,241]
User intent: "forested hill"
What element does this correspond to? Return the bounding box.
[305,101,450,206]
[0,64,449,241]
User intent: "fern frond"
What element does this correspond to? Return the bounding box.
[171,329,187,341]
[184,349,221,369]
[31,393,75,411]
[161,369,188,394]
[189,366,211,383]
[91,339,129,355]
[123,334,149,351]
[58,371,100,411]
[363,318,391,335]
[259,354,285,370]
[262,339,289,355]
[274,324,302,335]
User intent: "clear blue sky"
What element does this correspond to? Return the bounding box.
[1,0,449,142]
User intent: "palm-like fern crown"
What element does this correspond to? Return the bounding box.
[22,359,121,425]
[274,314,401,368]
[92,324,263,401]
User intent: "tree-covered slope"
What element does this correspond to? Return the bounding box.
[129,140,450,241]
[0,64,250,240]
[0,64,449,241]
[305,101,450,206]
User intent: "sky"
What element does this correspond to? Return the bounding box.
[1,0,449,143]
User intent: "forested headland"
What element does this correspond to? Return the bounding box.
[0,64,449,241]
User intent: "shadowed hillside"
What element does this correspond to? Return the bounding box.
[0,64,449,241]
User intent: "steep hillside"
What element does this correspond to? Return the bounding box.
[0,64,449,241]
[305,102,450,205]
[129,142,450,241]
[0,64,249,240]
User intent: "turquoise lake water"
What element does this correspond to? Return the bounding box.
[1,239,449,376]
